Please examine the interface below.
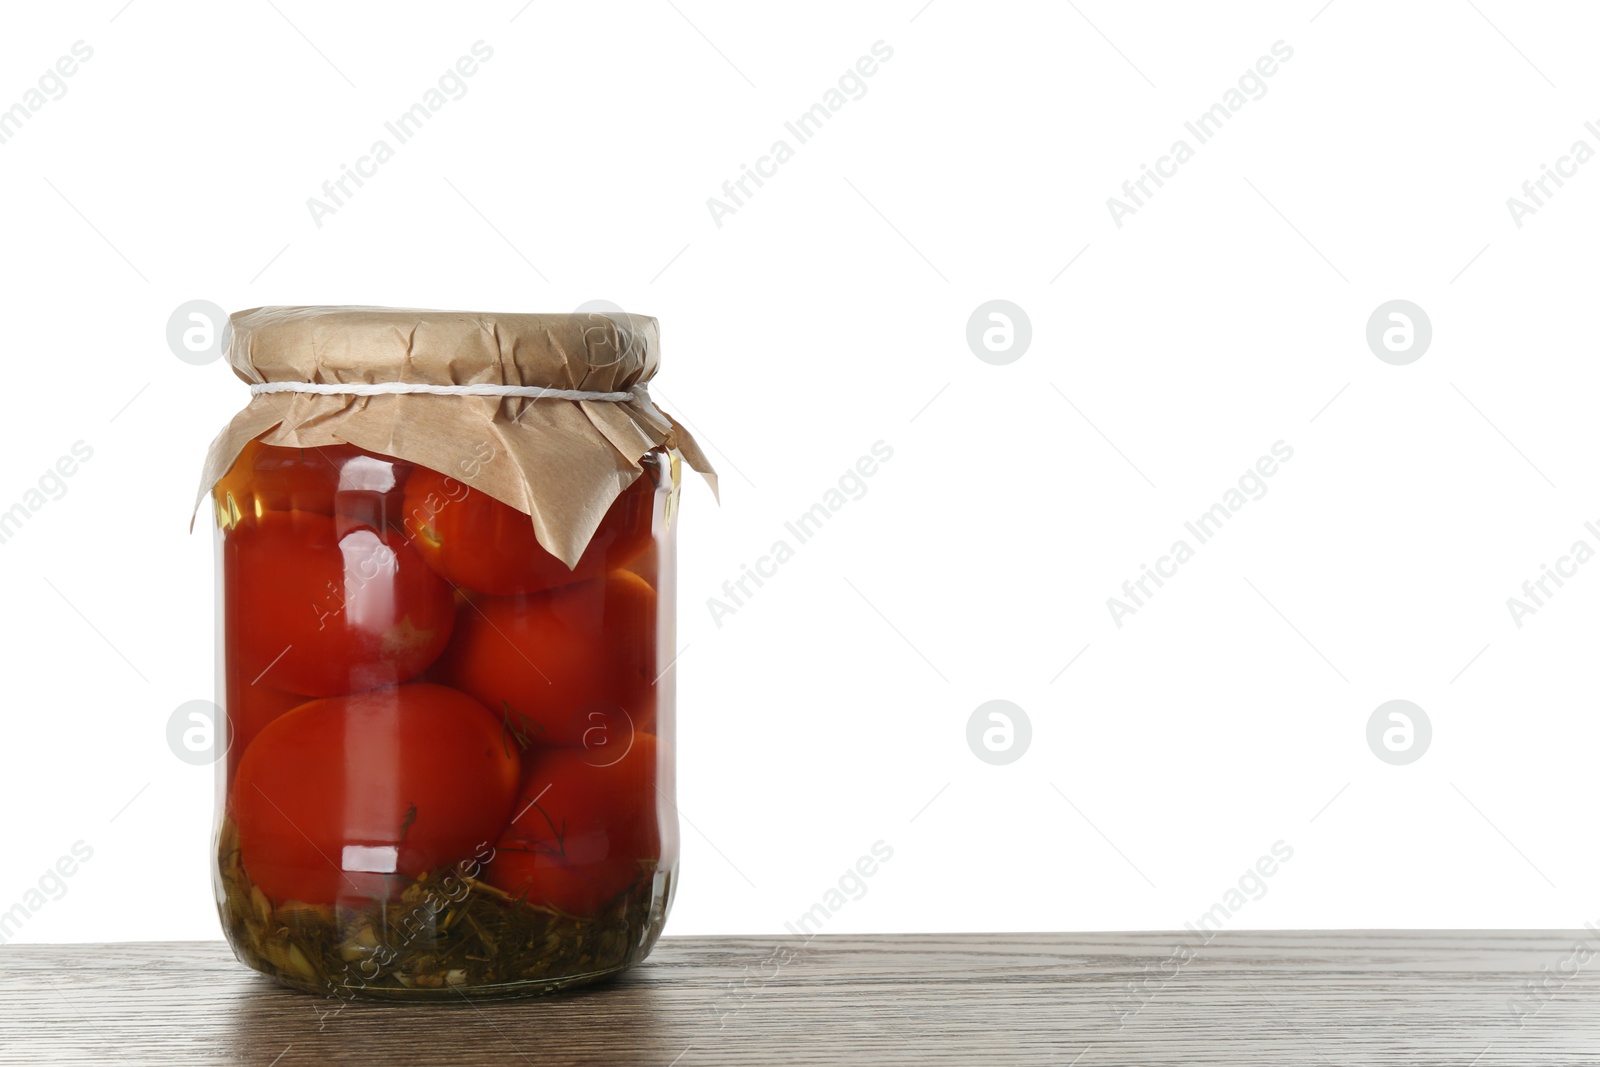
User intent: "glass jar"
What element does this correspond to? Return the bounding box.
[197,307,709,1000]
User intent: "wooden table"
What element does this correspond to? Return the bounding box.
[2,933,1595,1064]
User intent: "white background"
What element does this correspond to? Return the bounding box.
[1,0,1596,944]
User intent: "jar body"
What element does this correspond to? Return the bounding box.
[210,439,679,999]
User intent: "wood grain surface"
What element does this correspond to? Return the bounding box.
[2,933,1598,1065]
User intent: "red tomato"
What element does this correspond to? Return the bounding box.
[225,510,455,697]
[437,571,656,748]
[217,439,411,528]
[232,683,520,905]
[486,734,660,916]
[400,465,654,596]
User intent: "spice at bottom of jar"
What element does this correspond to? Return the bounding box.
[215,819,671,1000]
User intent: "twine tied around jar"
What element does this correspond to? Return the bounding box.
[249,381,645,402]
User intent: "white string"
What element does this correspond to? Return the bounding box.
[250,381,641,401]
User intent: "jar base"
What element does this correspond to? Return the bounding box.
[217,819,674,1001]
[248,952,650,1002]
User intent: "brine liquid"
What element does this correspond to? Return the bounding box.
[211,440,679,998]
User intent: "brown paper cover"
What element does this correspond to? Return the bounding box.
[194,306,716,565]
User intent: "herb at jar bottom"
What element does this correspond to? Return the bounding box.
[216,819,668,1000]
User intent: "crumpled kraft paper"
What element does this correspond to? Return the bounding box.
[193,306,717,566]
